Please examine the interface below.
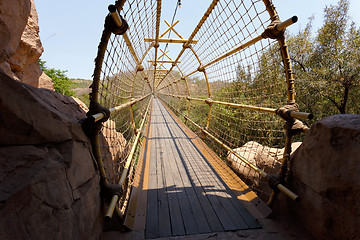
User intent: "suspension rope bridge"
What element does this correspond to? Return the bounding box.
[81,0,313,237]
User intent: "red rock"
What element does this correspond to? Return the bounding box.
[227,141,301,200]
[100,119,129,181]
[286,114,360,240]
[0,0,54,90]
[0,71,102,239]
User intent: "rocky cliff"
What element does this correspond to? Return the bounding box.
[283,114,360,240]
[0,71,102,239]
[0,0,53,89]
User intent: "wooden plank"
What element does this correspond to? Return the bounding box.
[144,37,198,44]
[160,113,214,234]
[157,120,185,236]
[158,102,227,232]
[174,135,237,231]
[145,99,262,238]
[160,114,200,235]
[148,60,181,63]
[160,100,258,230]
[176,134,251,229]
[161,98,271,220]
[154,108,172,238]
[191,153,250,230]
[145,108,160,239]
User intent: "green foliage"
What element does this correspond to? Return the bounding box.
[173,0,360,153]
[39,59,75,96]
[289,0,360,117]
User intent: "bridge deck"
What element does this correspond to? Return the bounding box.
[124,98,267,239]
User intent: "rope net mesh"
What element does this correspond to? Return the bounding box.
[159,0,289,201]
[90,0,303,212]
[94,0,156,213]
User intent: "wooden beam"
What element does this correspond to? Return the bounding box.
[149,69,169,72]
[148,60,181,63]
[144,38,198,44]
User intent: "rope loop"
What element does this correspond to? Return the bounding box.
[105,13,128,35]
[266,173,283,192]
[261,17,285,40]
[101,182,124,204]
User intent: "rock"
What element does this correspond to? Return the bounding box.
[0,19,11,63]
[0,0,31,59]
[100,119,129,180]
[72,96,89,112]
[38,70,54,89]
[0,0,54,90]
[227,141,301,200]
[285,114,360,240]
[0,71,102,239]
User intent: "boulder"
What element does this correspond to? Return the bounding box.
[285,114,360,240]
[72,97,129,182]
[0,0,54,90]
[0,71,101,239]
[227,141,301,199]
[100,119,129,181]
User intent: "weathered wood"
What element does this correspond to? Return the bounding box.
[144,99,261,238]
[157,123,185,236]
[145,108,160,239]
[160,109,202,235]
[144,37,198,44]
[154,116,172,238]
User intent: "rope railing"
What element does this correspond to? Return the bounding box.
[84,0,313,225]
[155,0,220,88]
[83,0,155,224]
[158,95,299,201]
[160,93,313,120]
[105,97,152,221]
[157,0,312,205]
[158,15,297,93]
[90,94,151,122]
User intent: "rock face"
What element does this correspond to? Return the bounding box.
[100,120,129,181]
[0,0,54,89]
[227,141,301,199]
[71,99,129,182]
[286,114,360,240]
[0,72,101,239]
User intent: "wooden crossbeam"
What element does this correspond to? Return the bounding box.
[144,38,198,44]
[159,20,181,38]
[158,49,170,60]
[164,20,184,39]
[159,49,173,61]
[157,62,166,70]
[149,69,168,72]
[148,60,181,63]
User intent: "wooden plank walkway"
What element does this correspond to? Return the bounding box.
[142,98,260,239]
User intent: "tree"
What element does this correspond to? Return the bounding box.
[308,0,360,114]
[287,0,360,117]
[39,59,75,96]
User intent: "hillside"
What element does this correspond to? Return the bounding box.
[71,78,92,97]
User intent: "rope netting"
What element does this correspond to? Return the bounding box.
[85,0,311,221]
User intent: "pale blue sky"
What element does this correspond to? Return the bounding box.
[34,0,360,79]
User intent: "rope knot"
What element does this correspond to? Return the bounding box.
[137,65,144,72]
[197,65,205,72]
[275,104,298,122]
[261,17,284,40]
[101,182,124,204]
[266,173,283,192]
[205,98,213,105]
[276,104,308,136]
[105,13,128,35]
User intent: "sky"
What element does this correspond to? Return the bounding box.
[34,0,360,80]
